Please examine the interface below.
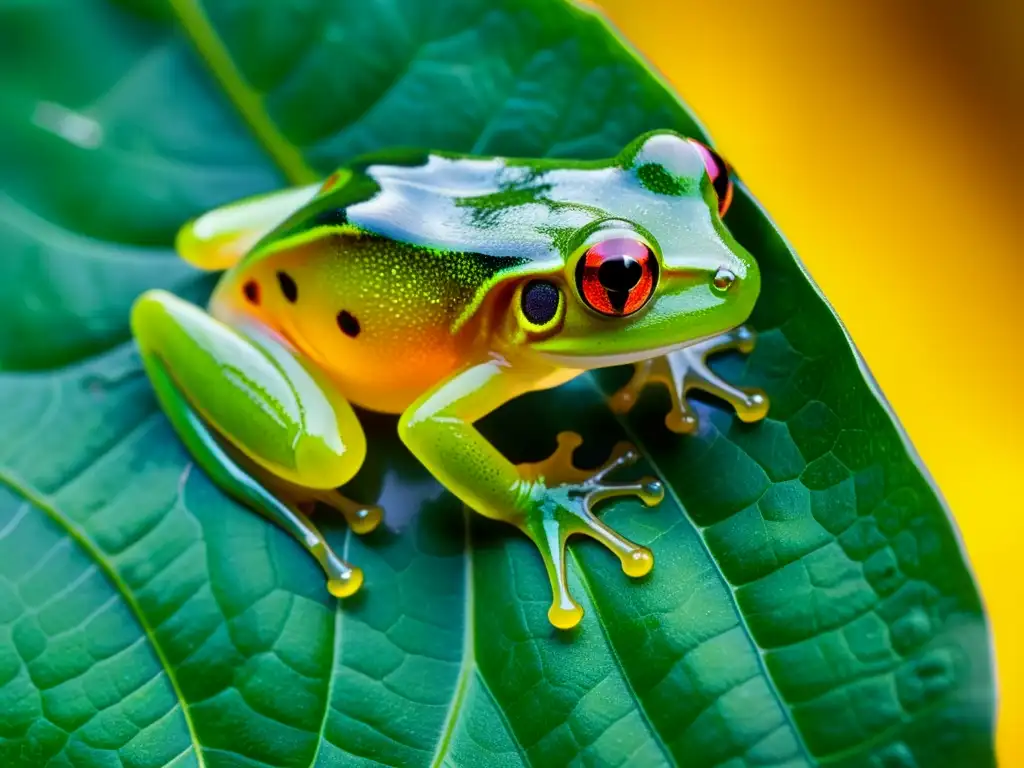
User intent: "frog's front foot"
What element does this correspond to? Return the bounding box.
[610,325,769,433]
[514,432,664,629]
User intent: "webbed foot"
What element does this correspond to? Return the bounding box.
[515,432,664,629]
[610,325,769,433]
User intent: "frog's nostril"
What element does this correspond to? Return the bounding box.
[712,268,736,292]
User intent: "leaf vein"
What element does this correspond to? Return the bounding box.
[585,374,816,765]
[0,468,207,766]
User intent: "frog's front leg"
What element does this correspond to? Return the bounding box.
[131,290,380,597]
[610,325,769,433]
[399,360,664,629]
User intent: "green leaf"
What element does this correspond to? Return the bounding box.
[0,0,994,766]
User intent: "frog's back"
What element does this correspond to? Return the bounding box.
[243,148,614,274]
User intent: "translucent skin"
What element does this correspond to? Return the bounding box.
[131,130,768,627]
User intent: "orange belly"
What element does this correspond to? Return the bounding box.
[306,324,468,414]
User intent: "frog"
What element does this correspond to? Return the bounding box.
[130,130,768,629]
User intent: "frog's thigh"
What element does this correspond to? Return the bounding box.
[177,183,321,270]
[131,289,366,490]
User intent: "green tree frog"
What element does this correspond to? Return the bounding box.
[131,130,768,629]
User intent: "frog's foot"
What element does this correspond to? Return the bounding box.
[300,490,384,536]
[515,432,665,629]
[282,500,365,598]
[610,325,769,434]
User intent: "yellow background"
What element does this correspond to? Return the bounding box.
[594,0,1023,762]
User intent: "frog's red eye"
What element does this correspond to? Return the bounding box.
[687,139,733,216]
[575,237,658,317]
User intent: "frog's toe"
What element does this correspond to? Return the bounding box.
[517,437,663,629]
[574,510,656,578]
[687,364,769,425]
[326,566,364,598]
[331,496,383,535]
[609,359,654,415]
[584,441,664,508]
[343,503,384,535]
[735,390,770,423]
[664,407,700,434]
[306,489,384,535]
[518,431,590,486]
[610,356,701,433]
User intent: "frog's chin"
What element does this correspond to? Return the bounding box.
[534,332,721,371]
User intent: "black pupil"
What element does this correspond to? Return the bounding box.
[598,256,643,293]
[521,281,560,326]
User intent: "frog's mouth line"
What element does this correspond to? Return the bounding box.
[537,330,727,370]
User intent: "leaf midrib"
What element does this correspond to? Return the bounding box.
[165,0,317,186]
[0,466,206,767]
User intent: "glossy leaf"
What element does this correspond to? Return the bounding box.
[0,1,994,766]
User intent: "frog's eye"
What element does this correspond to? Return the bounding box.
[517,279,565,334]
[687,139,733,216]
[575,237,658,317]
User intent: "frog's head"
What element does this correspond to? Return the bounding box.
[498,131,760,369]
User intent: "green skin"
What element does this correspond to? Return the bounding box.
[131,130,768,629]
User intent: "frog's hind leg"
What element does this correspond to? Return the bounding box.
[610,325,769,433]
[177,183,321,271]
[149,370,366,596]
[131,289,378,597]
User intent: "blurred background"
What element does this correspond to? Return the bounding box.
[593,0,1023,760]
